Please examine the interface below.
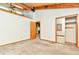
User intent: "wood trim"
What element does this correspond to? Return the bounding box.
[8,3,79,10]
[35,3,79,10]
[30,21,36,39]
[76,14,78,48]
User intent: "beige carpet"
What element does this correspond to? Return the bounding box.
[0,39,79,55]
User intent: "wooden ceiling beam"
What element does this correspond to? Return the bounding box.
[7,3,79,11]
[12,3,32,11]
[21,3,33,9]
[21,3,36,12]
[34,3,79,10]
[20,3,32,10]
[8,3,24,10]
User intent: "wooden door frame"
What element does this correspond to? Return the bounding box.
[55,14,78,48]
[30,20,41,39]
[30,21,36,39]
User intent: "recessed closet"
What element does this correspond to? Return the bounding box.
[56,14,78,47]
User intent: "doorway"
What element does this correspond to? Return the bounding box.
[65,16,76,45]
[36,21,40,39]
[30,21,36,39]
[55,14,78,48]
[30,21,40,40]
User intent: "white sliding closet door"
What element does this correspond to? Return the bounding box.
[56,17,65,44]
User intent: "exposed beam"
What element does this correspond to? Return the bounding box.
[11,3,23,10]
[21,3,33,9]
[12,3,31,10]
[7,3,79,10]
[7,3,23,10]
[21,3,36,12]
[21,3,35,12]
[34,3,79,10]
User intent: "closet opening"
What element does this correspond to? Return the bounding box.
[55,14,78,48]
[65,16,76,46]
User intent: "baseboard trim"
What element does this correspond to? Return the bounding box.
[0,39,30,46]
[65,41,76,45]
[40,39,56,43]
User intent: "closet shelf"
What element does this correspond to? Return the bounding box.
[65,22,76,25]
[65,27,74,29]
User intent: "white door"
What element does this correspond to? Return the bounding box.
[56,17,65,44]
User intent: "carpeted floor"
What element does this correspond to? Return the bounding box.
[0,39,79,55]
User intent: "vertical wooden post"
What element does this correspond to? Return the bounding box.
[76,14,78,48]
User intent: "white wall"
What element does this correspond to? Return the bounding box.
[0,11,30,45]
[23,11,34,19]
[35,8,79,42]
